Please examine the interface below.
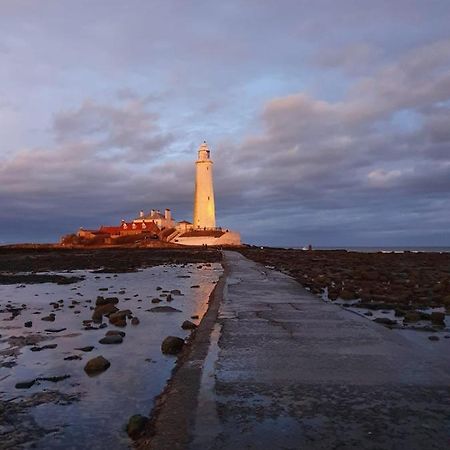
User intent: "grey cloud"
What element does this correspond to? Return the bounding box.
[1,2,450,245]
[52,98,172,162]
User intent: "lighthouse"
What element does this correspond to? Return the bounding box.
[193,141,216,229]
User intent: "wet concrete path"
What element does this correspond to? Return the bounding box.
[190,251,450,450]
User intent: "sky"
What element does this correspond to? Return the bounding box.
[1,0,450,247]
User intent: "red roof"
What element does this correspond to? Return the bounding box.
[99,221,160,234]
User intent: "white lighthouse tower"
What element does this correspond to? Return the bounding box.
[193,141,216,229]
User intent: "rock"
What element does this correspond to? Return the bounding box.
[131,317,140,325]
[428,335,440,341]
[181,320,197,330]
[84,356,111,375]
[363,311,373,316]
[109,310,132,327]
[15,379,36,389]
[110,317,126,327]
[430,312,445,326]
[373,318,397,326]
[75,346,95,352]
[96,296,119,306]
[161,336,184,355]
[99,335,123,344]
[151,298,162,303]
[106,330,126,337]
[64,355,82,360]
[30,344,58,352]
[191,285,200,289]
[41,314,55,322]
[166,294,173,302]
[24,321,32,328]
[170,289,182,296]
[92,303,119,322]
[149,306,181,313]
[44,328,67,333]
[38,374,70,383]
[191,315,199,320]
[126,414,148,439]
[156,286,162,291]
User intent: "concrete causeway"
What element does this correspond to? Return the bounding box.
[189,251,450,449]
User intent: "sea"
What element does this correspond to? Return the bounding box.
[293,247,450,253]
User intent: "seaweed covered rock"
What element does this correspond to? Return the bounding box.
[161,336,184,355]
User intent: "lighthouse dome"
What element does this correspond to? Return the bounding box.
[197,141,211,161]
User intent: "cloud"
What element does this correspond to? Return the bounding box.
[0,2,450,245]
[52,98,172,162]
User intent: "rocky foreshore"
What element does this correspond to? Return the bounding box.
[240,248,450,329]
[0,247,221,273]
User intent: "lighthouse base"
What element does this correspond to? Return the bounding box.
[170,229,241,247]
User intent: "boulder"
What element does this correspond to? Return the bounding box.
[92,303,119,322]
[96,296,119,306]
[106,330,126,337]
[64,355,82,361]
[109,310,132,327]
[75,346,95,352]
[84,356,111,375]
[126,414,148,439]
[99,335,123,344]
[149,306,181,313]
[161,336,184,355]
[15,379,36,389]
[30,344,57,352]
[181,320,197,330]
[41,314,55,322]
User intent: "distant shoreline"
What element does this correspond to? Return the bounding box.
[1,242,449,253]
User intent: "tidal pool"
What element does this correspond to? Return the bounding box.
[0,262,222,449]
